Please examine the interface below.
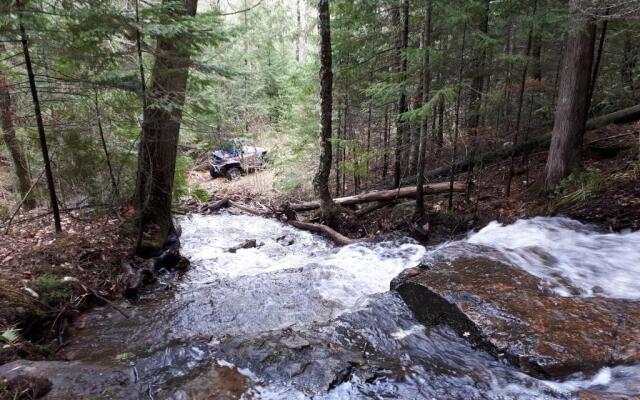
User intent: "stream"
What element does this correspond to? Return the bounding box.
[8,214,640,399]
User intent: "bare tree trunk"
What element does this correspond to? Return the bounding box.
[342,98,348,195]
[135,0,197,255]
[296,0,302,63]
[134,0,147,108]
[544,0,596,190]
[313,0,337,226]
[448,23,467,211]
[365,99,372,190]
[436,97,444,147]
[415,0,432,217]
[0,70,35,210]
[588,17,608,111]
[18,8,61,232]
[335,103,341,197]
[382,104,389,178]
[465,0,490,199]
[466,0,489,132]
[506,0,536,197]
[394,0,410,188]
[531,37,542,81]
[94,92,118,197]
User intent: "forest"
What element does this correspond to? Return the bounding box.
[0,0,639,398]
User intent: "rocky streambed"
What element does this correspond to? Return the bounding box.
[1,214,639,399]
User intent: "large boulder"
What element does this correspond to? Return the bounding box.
[392,256,640,379]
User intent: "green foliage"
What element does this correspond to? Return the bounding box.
[557,168,604,205]
[173,155,192,204]
[190,185,209,203]
[32,274,71,303]
[1,327,21,345]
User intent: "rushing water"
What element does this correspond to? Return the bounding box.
[28,213,640,399]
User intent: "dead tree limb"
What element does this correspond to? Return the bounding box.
[202,197,229,213]
[291,182,465,211]
[288,220,355,246]
[228,200,266,215]
[4,168,45,234]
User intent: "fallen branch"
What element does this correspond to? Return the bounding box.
[3,168,45,234]
[291,182,465,211]
[202,197,229,213]
[288,220,355,246]
[228,200,266,215]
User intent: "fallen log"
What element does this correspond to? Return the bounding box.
[202,197,229,213]
[424,103,640,179]
[288,220,355,246]
[228,200,266,215]
[291,182,465,212]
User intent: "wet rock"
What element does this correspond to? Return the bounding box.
[392,257,640,379]
[228,239,257,253]
[1,373,51,399]
[154,361,251,400]
[0,360,137,399]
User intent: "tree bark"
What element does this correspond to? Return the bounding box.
[17,6,61,232]
[544,1,596,190]
[588,17,608,111]
[448,23,467,211]
[466,0,489,132]
[0,70,35,210]
[394,0,410,188]
[313,0,337,226]
[415,0,432,217]
[506,0,536,196]
[135,0,198,256]
[94,92,118,197]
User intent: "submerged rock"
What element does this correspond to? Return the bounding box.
[392,257,640,379]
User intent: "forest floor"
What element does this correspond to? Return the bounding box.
[0,121,638,367]
[188,121,640,244]
[0,207,136,365]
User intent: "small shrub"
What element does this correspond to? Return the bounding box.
[32,274,71,303]
[557,168,603,204]
[191,185,209,203]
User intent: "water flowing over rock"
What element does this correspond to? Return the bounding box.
[392,251,640,379]
[2,214,639,399]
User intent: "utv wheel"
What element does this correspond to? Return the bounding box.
[209,166,218,179]
[226,166,242,180]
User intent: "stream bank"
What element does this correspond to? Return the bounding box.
[2,213,639,399]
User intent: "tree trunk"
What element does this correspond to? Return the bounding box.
[466,0,489,132]
[436,96,444,147]
[18,8,61,232]
[382,104,389,178]
[94,92,118,197]
[334,103,342,197]
[544,0,596,190]
[135,0,198,256]
[0,70,35,210]
[313,0,337,226]
[506,0,536,197]
[415,0,432,217]
[588,18,607,111]
[394,0,410,188]
[448,23,467,211]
